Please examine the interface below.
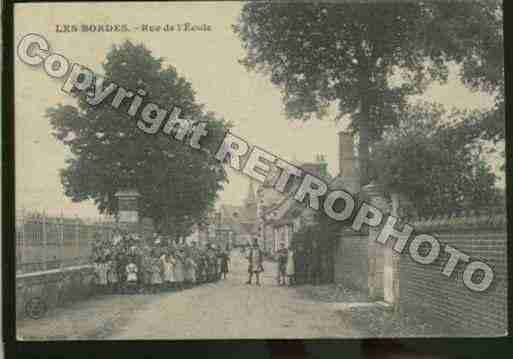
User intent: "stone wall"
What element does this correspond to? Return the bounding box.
[334,229,369,294]
[16,265,96,320]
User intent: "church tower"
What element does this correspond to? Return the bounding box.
[244,180,258,220]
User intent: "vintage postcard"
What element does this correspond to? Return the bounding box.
[14,1,506,340]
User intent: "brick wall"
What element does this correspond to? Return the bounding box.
[333,211,507,336]
[400,213,507,336]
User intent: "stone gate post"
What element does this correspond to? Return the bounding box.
[389,192,415,311]
[362,182,390,301]
[115,189,141,233]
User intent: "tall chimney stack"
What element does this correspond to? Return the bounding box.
[338,131,355,178]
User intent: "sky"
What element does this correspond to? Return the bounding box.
[14,2,502,218]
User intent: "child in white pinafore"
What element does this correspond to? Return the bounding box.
[184,256,197,286]
[174,251,185,290]
[160,253,176,291]
[125,261,138,294]
[95,256,109,294]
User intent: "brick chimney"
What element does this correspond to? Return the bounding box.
[338,131,356,178]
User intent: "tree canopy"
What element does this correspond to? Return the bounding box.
[371,102,501,217]
[456,4,504,143]
[234,1,503,185]
[48,41,229,238]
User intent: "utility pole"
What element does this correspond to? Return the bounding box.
[216,211,222,247]
[21,208,26,274]
[260,204,268,254]
[42,210,47,271]
[262,219,266,253]
[260,211,267,254]
[60,211,64,269]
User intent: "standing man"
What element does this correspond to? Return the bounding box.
[276,243,288,286]
[294,242,305,285]
[246,238,264,285]
[220,244,231,280]
[310,240,322,285]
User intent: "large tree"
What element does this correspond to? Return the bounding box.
[457,4,504,143]
[48,41,229,238]
[371,102,501,217]
[234,1,502,185]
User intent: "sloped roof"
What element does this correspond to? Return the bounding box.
[240,222,258,235]
[264,164,360,224]
[220,203,257,223]
[329,173,360,196]
[219,203,258,235]
[115,189,140,197]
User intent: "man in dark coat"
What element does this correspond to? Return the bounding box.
[294,242,306,285]
[246,238,264,285]
[206,245,216,282]
[220,245,230,280]
[309,240,322,285]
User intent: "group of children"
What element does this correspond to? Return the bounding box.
[92,231,230,294]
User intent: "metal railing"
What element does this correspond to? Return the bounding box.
[16,210,117,274]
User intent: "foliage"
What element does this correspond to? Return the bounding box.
[456,5,504,143]
[234,1,502,184]
[48,41,229,238]
[370,103,501,217]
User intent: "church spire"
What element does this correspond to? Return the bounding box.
[245,180,257,206]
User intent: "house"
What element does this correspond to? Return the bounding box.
[262,153,339,254]
[261,131,361,257]
[218,181,259,247]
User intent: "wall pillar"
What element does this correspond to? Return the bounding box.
[390,192,415,311]
[362,182,390,301]
[115,189,141,233]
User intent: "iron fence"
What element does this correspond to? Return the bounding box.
[16,210,117,274]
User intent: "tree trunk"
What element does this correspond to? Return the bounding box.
[356,48,373,187]
[359,96,371,186]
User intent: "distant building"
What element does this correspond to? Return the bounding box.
[188,132,360,253]
[216,181,259,247]
[263,131,360,254]
[263,158,331,253]
[184,212,234,249]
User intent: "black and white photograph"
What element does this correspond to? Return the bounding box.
[11,0,507,342]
